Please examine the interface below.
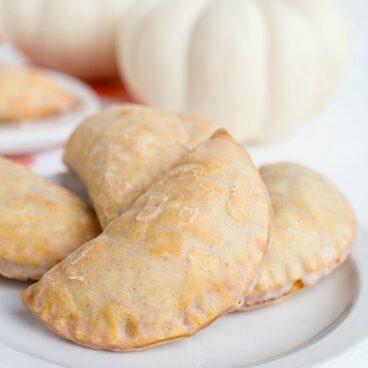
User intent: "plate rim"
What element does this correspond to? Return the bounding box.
[251,224,368,368]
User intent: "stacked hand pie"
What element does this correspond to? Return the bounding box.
[2,104,355,351]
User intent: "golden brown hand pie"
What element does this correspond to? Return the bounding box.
[239,162,356,310]
[0,157,100,280]
[22,130,271,351]
[64,104,218,227]
[0,63,79,122]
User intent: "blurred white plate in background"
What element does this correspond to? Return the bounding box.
[0,68,100,155]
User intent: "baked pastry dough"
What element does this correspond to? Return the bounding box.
[0,157,100,280]
[240,162,356,310]
[64,104,217,227]
[0,63,79,122]
[22,130,271,351]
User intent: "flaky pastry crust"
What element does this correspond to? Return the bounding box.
[0,157,100,280]
[64,104,218,227]
[23,130,271,351]
[239,162,356,310]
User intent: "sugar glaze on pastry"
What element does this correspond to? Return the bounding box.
[22,130,271,351]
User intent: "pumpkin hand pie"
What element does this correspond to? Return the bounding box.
[22,130,271,351]
[0,63,79,122]
[0,157,100,280]
[64,104,218,227]
[239,162,356,310]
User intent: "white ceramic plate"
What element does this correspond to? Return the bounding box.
[0,170,366,368]
[0,68,100,155]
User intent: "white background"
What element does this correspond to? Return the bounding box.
[251,1,368,364]
[248,0,368,228]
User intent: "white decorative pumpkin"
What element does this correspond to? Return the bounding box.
[0,2,3,34]
[0,0,4,36]
[1,0,134,80]
[117,0,347,142]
